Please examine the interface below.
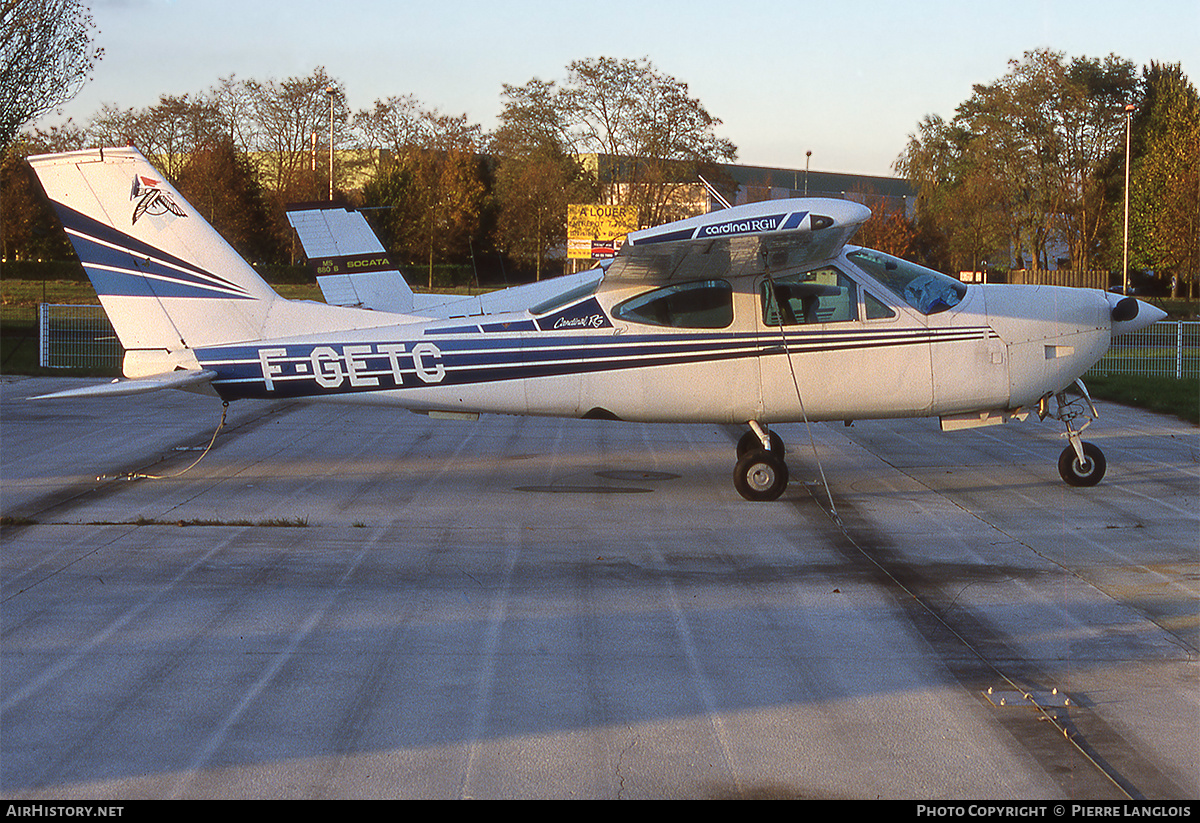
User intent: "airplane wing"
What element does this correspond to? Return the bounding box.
[603,197,871,283]
[28,369,217,400]
[286,204,416,313]
[289,197,870,317]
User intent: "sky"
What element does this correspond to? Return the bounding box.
[38,0,1200,178]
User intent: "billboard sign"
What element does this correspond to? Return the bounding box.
[567,204,639,259]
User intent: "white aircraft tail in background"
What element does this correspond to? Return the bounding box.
[286,202,606,319]
[286,203,416,313]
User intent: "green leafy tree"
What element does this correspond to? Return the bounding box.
[854,204,918,260]
[1,124,91,260]
[409,114,486,287]
[174,137,282,264]
[360,159,419,261]
[359,108,486,286]
[1056,54,1140,273]
[897,49,1137,274]
[1125,63,1199,297]
[894,115,1009,272]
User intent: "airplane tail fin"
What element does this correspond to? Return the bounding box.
[286,203,415,313]
[27,147,280,375]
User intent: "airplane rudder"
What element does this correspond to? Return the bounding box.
[28,147,277,352]
[29,147,276,303]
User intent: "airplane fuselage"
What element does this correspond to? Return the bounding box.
[193,248,1116,428]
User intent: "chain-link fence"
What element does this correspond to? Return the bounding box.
[1086,321,1199,380]
[38,304,124,370]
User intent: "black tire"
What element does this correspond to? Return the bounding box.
[1058,442,1106,487]
[734,449,789,501]
[737,429,785,459]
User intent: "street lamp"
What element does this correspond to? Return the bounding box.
[327,86,337,201]
[1123,102,1136,295]
[804,150,812,197]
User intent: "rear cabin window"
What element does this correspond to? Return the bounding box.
[614,280,734,328]
[761,268,858,325]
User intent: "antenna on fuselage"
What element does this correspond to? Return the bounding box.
[698,175,732,211]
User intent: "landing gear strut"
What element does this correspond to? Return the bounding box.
[1044,379,1106,487]
[734,422,789,501]
[736,428,785,459]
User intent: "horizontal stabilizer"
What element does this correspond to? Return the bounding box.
[29,369,217,400]
[317,270,413,312]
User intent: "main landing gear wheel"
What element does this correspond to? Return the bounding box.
[734,449,789,501]
[1058,442,1106,487]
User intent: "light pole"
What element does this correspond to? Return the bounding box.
[1123,102,1136,295]
[327,87,337,201]
[804,150,812,197]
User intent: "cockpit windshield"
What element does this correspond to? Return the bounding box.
[846,249,966,315]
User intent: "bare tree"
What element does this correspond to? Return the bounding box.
[209,74,258,154]
[85,94,226,180]
[500,57,736,225]
[353,93,428,170]
[0,0,103,147]
[243,67,348,202]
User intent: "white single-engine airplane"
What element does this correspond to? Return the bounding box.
[28,147,1165,500]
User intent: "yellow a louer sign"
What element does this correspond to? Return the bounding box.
[567,204,639,259]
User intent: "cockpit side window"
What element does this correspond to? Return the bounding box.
[846,249,966,315]
[761,267,857,326]
[864,291,896,320]
[613,279,734,328]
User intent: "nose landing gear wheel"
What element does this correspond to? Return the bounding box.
[1058,442,1106,487]
[734,449,789,501]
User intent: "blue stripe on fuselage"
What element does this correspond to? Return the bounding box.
[195,326,995,401]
